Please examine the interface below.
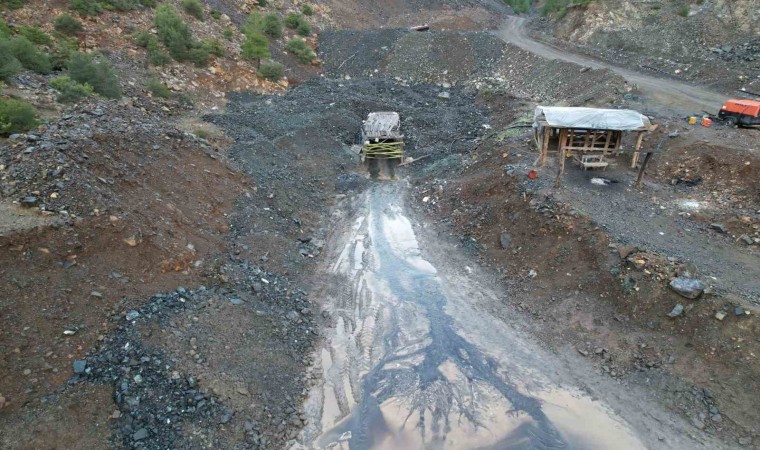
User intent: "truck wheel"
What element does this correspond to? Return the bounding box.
[724,116,739,127]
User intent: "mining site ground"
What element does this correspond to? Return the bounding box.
[0,1,758,449]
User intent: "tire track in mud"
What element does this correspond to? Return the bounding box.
[300,183,647,450]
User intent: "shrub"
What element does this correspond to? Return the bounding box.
[66,52,121,98]
[0,98,38,136]
[146,78,171,98]
[677,6,689,17]
[18,26,52,45]
[154,4,194,61]
[503,0,529,14]
[242,12,263,36]
[187,46,210,66]
[223,27,233,41]
[7,37,52,74]
[296,17,312,36]
[50,76,93,103]
[71,0,102,16]
[258,60,283,81]
[285,38,314,63]
[50,37,79,69]
[182,0,204,21]
[147,38,171,65]
[301,4,313,15]
[0,19,11,37]
[0,45,23,82]
[54,14,84,35]
[134,30,152,47]
[104,0,142,11]
[210,9,221,20]
[241,33,270,67]
[201,38,224,57]
[256,0,267,5]
[139,0,156,6]
[284,13,300,29]
[1,0,24,10]
[263,13,282,38]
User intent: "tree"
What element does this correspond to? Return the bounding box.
[242,33,270,68]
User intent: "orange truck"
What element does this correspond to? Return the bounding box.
[717,99,760,126]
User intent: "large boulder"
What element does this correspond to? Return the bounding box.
[669,277,705,299]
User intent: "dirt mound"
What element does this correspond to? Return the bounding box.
[319,29,629,106]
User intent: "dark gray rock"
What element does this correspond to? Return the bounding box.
[666,304,684,318]
[669,277,704,299]
[499,232,511,250]
[72,360,86,374]
[133,428,149,441]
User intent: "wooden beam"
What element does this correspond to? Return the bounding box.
[635,152,653,188]
[556,143,566,188]
[540,127,551,166]
[631,131,645,168]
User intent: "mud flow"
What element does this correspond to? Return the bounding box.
[300,182,644,450]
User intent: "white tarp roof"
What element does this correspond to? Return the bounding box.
[534,106,652,131]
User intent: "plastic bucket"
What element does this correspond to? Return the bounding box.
[701,117,712,127]
[688,116,697,125]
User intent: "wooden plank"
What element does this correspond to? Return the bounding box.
[540,127,551,166]
[636,152,653,188]
[556,143,566,187]
[631,131,645,168]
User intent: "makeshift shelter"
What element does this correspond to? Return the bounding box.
[533,106,658,186]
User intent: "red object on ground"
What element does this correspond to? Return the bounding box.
[701,117,712,127]
[528,170,538,179]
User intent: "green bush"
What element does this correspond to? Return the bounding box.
[66,52,121,98]
[258,60,283,81]
[241,32,270,67]
[134,30,152,47]
[0,98,37,136]
[223,27,233,41]
[154,3,194,61]
[54,14,84,35]
[263,13,282,38]
[285,37,314,64]
[301,4,313,15]
[147,38,171,65]
[182,0,204,20]
[0,45,23,82]
[146,78,171,98]
[503,0,530,13]
[256,0,267,5]
[71,0,102,16]
[50,37,79,69]
[241,12,263,36]
[18,26,52,45]
[296,17,312,36]
[50,76,93,103]
[210,9,221,20]
[187,46,210,66]
[201,38,224,57]
[0,19,11,37]
[1,0,24,10]
[104,0,141,11]
[677,6,689,17]
[284,13,300,29]
[7,37,52,74]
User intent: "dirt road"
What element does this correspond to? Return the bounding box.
[497,16,728,113]
[297,182,723,450]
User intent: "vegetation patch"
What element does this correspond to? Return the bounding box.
[285,38,315,64]
[50,76,94,103]
[146,78,172,98]
[242,33,270,68]
[181,0,204,21]
[263,13,282,38]
[258,60,283,81]
[66,52,122,98]
[0,98,38,135]
[3,37,52,74]
[301,4,313,16]
[54,14,84,35]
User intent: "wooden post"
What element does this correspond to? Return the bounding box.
[556,140,566,188]
[635,152,653,188]
[540,127,551,166]
[631,131,645,168]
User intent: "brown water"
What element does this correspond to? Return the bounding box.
[299,183,646,449]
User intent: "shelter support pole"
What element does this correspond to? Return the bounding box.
[631,131,645,168]
[635,152,653,188]
[556,141,566,188]
[540,127,551,166]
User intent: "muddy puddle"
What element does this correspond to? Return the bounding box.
[299,183,646,449]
